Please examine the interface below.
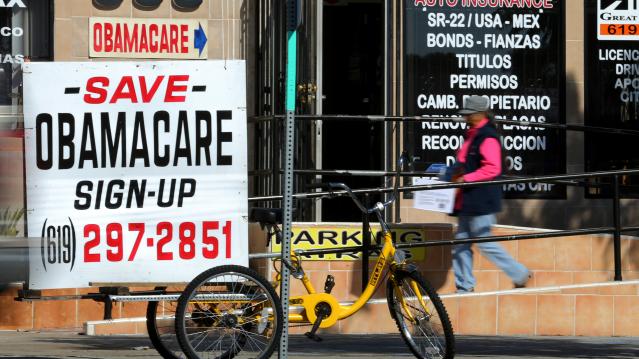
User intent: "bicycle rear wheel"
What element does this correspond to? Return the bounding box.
[387,270,455,359]
[176,265,282,359]
[146,286,185,359]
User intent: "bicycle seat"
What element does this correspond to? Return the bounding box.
[249,208,283,225]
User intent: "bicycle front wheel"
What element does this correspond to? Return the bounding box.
[175,265,282,359]
[387,270,455,359]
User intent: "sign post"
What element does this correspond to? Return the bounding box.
[280,1,301,358]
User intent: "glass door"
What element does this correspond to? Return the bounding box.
[253,0,319,221]
[320,0,385,222]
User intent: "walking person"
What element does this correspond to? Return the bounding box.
[451,95,530,293]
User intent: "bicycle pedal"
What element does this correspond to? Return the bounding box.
[304,331,323,342]
[324,275,335,294]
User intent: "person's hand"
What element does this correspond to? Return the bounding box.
[454,176,465,183]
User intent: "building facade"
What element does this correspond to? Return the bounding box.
[4,1,637,231]
[0,0,639,336]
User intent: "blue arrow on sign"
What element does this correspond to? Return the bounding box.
[194,23,207,56]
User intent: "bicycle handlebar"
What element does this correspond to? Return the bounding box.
[307,151,408,215]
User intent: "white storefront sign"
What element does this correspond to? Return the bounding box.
[23,61,248,289]
[598,0,639,40]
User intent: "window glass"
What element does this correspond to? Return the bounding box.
[584,0,639,198]
[0,0,52,239]
[403,0,566,199]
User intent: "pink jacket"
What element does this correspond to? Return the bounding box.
[457,118,502,182]
[454,118,502,211]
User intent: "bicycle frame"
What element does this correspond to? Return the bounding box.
[283,228,397,327]
[268,152,423,329]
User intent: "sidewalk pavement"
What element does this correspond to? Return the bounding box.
[0,331,637,358]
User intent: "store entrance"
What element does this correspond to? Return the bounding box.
[321,0,384,222]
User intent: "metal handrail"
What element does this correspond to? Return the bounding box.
[248,168,639,202]
[249,168,639,283]
[249,170,590,189]
[249,114,639,137]
[248,115,639,284]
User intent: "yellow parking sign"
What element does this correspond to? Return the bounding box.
[271,223,429,261]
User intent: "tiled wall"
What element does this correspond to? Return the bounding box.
[54,0,249,61]
[439,227,639,336]
[441,288,639,336]
[2,225,639,336]
[0,286,149,330]
[0,138,23,213]
[3,1,638,336]
[282,226,639,336]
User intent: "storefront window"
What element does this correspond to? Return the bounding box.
[584,0,639,198]
[0,0,52,132]
[0,0,52,237]
[403,0,566,199]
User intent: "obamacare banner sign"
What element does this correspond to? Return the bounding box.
[23,61,247,289]
[89,17,208,59]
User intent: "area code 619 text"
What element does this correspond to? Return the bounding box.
[83,221,232,262]
[600,24,639,36]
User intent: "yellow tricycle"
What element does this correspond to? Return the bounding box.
[174,155,455,359]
